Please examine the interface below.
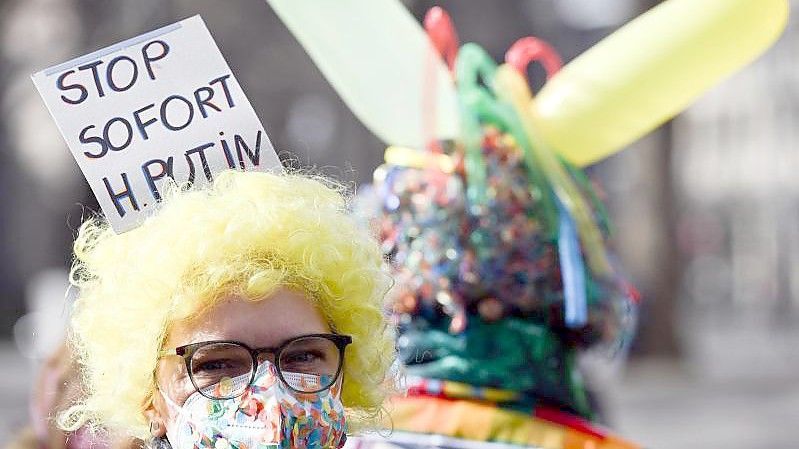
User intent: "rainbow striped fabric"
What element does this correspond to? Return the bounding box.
[359,378,641,449]
[382,395,640,449]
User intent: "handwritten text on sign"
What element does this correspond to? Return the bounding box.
[32,16,281,232]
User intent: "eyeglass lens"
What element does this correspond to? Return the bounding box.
[190,342,253,398]
[276,335,341,392]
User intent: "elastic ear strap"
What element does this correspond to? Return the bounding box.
[157,388,187,415]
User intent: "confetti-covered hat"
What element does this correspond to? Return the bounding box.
[354,11,638,418]
[370,131,634,339]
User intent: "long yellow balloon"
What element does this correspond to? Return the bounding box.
[532,0,789,167]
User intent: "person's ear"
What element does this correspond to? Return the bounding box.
[144,395,167,438]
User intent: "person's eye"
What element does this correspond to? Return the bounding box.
[282,350,325,365]
[193,358,237,373]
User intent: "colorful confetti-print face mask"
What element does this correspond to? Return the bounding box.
[161,362,347,449]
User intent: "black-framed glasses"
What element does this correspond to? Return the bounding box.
[164,333,352,400]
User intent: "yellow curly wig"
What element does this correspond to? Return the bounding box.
[64,170,395,439]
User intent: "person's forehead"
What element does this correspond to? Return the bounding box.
[165,288,331,349]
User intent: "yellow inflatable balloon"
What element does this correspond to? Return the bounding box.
[531,0,789,167]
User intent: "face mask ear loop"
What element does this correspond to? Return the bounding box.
[158,388,181,409]
[155,388,187,449]
[157,388,197,423]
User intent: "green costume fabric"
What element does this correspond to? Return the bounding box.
[400,317,593,419]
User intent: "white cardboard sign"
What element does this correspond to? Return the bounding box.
[32,15,282,232]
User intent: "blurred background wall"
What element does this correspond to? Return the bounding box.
[0,1,797,448]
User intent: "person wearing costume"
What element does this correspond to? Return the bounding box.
[312,6,639,448]
[264,2,787,447]
[349,45,641,449]
[60,171,395,449]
